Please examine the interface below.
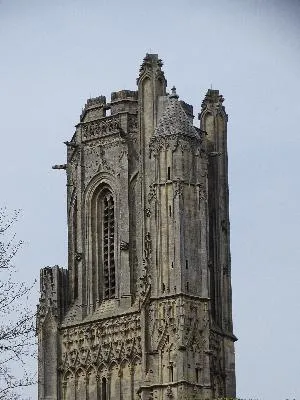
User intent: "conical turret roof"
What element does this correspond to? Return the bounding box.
[155,88,200,139]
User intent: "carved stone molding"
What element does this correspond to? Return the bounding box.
[149,134,202,157]
[82,115,121,141]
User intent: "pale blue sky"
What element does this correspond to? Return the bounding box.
[0,1,300,399]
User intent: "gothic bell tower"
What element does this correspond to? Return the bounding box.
[37,54,236,400]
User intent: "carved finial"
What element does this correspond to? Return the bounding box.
[137,53,166,86]
[169,86,179,99]
[199,89,227,121]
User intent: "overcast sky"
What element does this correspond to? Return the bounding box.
[1,1,300,399]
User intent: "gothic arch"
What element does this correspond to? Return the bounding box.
[138,74,151,85]
[85,172,120,311]
[75,366,86,378]
[98,362,109,376]
[86,365,97,375]
[75,367,86,399]
[107,359,118,372]
[201,111,214,133]
[62,370,75,400]
[120,357,130,368]
[131,356,142,371]
[86,366,98,400]
[63,369,74,382]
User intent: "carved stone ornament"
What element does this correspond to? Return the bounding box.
[75,252,82,262]
[197,183,207,201]
[173,178,183,199]
[120,240,129,251]
[144,232,152,261]
[84,144,122,184]
[137,53,165,83]
[98,147,114,173]
[148,297,209,356]
[61,313,142,373]
[148,184,157,204]
[166,385,173,398]
[82,115,121,141]
[149,134,202,157]
[128,114,138,132]
[138,233,152,304]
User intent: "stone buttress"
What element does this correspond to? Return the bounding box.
[37,54,236,400]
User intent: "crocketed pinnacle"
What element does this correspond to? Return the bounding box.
[155,92,199,138]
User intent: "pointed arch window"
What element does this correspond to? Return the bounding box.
[101,190,116,299]
[90,182,117,307]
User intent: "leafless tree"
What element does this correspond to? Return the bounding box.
[0,209,35,400]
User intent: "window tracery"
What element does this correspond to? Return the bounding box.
[102,191,115,299]
[90,184,117,304]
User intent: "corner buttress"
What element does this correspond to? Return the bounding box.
[37,266,68,400]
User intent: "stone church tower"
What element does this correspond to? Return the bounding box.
[37,54,236,400]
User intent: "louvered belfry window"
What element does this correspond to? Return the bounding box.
[102,191,115,299]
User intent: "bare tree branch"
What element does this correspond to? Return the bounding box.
[0,209,36,399]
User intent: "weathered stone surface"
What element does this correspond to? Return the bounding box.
[37,54,236,400]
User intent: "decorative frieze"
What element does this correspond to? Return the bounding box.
[149,134,202,157]
[82,115,121,141]
[61,313,142,373]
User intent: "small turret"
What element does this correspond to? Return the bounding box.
[154,87,200,139]
[200,88,236,397]
[37,266,68,400]
[110,90,138,115]
[137,53,167,134]
[80,95,106,122]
